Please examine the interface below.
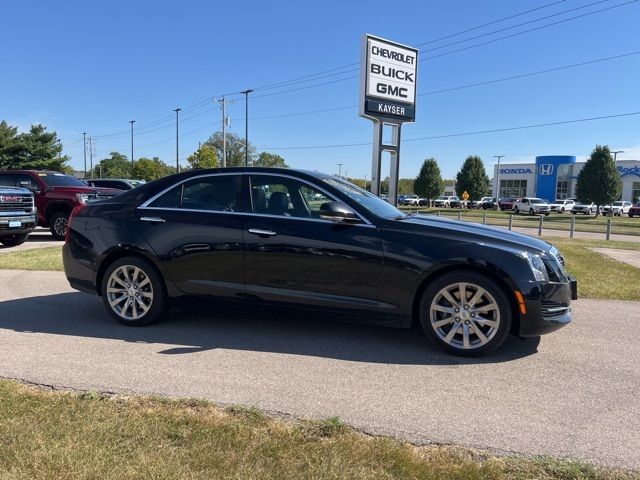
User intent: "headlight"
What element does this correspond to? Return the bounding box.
[76,193,93,205]
[523,252,549,282]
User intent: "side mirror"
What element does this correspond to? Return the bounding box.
[319,201,361,224]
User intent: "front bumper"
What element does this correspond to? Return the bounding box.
[0,215,37,235]
[518,275,577,337]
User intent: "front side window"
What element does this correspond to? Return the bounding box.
[148,175,240,212]
[249,175,332,219]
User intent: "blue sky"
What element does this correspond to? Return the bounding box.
[1,0,639,179]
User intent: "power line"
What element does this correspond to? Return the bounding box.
[259,111,640,150]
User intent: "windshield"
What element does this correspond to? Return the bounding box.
[322,178,404,220]
[38,172,87,187]
[613,201,624,206]
[129,180,146,187]
[530,198,544,204]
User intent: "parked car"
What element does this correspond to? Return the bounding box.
[402,194,421,206]
[498,197,519,211]
[628,203,640,217]
[479,197,499,210]
[433,196,458,208]
[418,198,431,207]
[449,198,467,209]
[571,202,598,215]
[513,197,550,215]
[549,199,576,213]
[0,186,37,247]
[85,178,146,190]
[601,201,633,216]
[63,167,576,357]
[0,170,123,240]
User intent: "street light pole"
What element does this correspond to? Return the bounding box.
[174,108,181,173]
[83,132,87,179]
[337,163,343,178]
[612,150,624,164]
[493,155,505,199]
[241,89,253,167]
[129,120,135,176]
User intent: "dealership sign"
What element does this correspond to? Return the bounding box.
[360,35,418,122]
[618,165,640,177]
[499,168,534,174]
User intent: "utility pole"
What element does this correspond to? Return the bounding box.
[83,132,87,179]
[174,108,181,173]
[337,163,343,178]
[89,137,96,179]
[129,120,135,176]
[217,97,232,167]
[241,89,253,167]
[493,155,505,199]
[364,174,368,190]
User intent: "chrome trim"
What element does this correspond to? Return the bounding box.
[139,216,165,223]
[248,228,277,236]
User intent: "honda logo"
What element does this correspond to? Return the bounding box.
[539,164,554,176]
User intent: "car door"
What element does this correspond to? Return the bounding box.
[135,173,245,299]
[243,173,384,314]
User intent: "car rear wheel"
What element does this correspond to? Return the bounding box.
[101,256,168,326]
[0,233,29,247]
[513,206,519,214]
[419,271,512,356]
[50,211,70,240]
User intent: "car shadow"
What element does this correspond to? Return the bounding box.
[0,292,540,365]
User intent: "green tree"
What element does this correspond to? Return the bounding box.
[187,145,218,169]
[204,132,256,167]
[0,122,69,171]
[414,158,444,202]
[455,155,490,200]
[93,152,132,179]
[398,178,415,195]
[255,152,288,168]
[134,156,173,181]
[575,145,622,217]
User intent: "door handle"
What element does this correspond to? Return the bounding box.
[140,216,166,223]
[248,228,277,237]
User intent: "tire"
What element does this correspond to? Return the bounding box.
[418,270,512,356]
[560,207,565,213]
[0,233,29,247]
[544,212,550,216]
[49,211,70,240]
[529,208,534,215]
[514,206,519,214]
[101,256,168,326]
[571,212,576,215]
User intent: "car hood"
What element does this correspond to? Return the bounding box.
[49,186,122,195]
[391,214,551,254]
[0,186,31,195]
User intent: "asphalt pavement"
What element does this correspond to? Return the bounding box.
[0,269,639,470]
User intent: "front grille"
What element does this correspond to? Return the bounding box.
[541,300,570,318]
[0,195,34,214]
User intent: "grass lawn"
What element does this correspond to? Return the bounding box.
[543,238,640,301]
[0,379,636,480]
[0,245,62,271]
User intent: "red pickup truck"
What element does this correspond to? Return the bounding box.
[0,170,122,239]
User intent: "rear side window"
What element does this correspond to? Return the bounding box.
[148,175,240,212]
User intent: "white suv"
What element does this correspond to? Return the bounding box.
[433,196,458,208]
[602,201,632,216]
[513,197,551,215]
[549,199,576,213]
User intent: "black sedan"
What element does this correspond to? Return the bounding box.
[63,168,576,356]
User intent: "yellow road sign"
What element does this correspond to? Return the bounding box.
[462,191,470,201]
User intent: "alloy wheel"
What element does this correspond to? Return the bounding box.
[54,217,67,237]
[106,265,153,321]
[428,282,501,350]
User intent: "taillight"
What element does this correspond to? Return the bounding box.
[65,204,86,243]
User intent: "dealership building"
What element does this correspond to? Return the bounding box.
[491,156,640,203]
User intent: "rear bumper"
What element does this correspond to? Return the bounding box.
[62,243,98,295]
[518,276,577,337]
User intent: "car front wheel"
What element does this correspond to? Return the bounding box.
[419,271,511,356]
[101,256,168,326]
[0,233,29,247]
[50,211,70,240]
